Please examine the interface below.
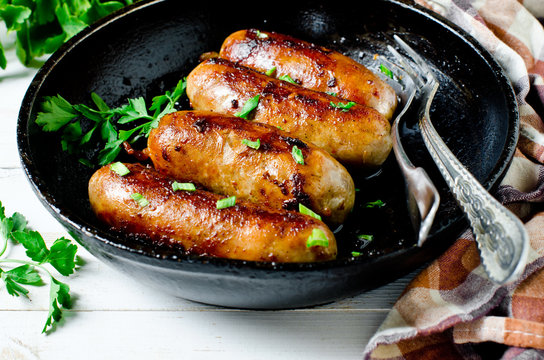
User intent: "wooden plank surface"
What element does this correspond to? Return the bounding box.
[0,42,418,360]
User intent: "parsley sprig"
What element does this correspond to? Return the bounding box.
[35,77,187,166]
[0,200,80,333]
[0,0,136,69]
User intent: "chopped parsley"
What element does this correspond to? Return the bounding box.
[358,234,374,242]
[291,145,304,165]
[265,66,276,76]
[242,138,261,150]
[235,94,260,119]
[306,228,329,248]
[130,193,149,208]
[172,181,196,192]
[379,64,394,79]
[298,204,322,221]
[330,101,356,112]
[365,199,385,208]
[216,196,236,209]
[110,162,130,176]
[278,74,297,84]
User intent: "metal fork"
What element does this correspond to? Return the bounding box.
[389,35,529,285]
[378,53,440,247]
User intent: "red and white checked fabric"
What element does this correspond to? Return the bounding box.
[363,1,544,359]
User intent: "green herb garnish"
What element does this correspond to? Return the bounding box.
[172,181,196,192]
[242,138,261,150]
[130,193,149,208]
[0,200,79,333]
[292,145,304,165]
[306,228,329,248]
[298,204,322,221]
[110,162,130,176]
[330,101,356,112]
[365,199,385,208]
[278,74,297,84]
[235,95,260,119]
[379,64,394,79]
[265,66,276,76]
[35,77,187,166]
[216,196,236,209]
[0,1,135,70]
[358,234,374,242]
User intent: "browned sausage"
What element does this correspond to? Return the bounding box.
[186,58,392,169]
[219,29,398,120]
[88,162,337,262]
[146,110,355,224]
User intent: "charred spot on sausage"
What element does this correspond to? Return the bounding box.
[280,135,307,149]
[161,148,170,161]
[192,118,209,133]
[290,173,311,207]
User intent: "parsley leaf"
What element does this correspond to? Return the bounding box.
[36,95,79,132]
[0,0,136,69]
[1,265,43,297]
[47,238,79,276]
[0,5,32,32]
[11,230,50,263]
[43,277,71,333]
[0,200,80,333]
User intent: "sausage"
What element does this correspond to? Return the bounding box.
[186,57,393,169]
[219,29,398,120]
[146,110,355,224]
[88,162,337,262]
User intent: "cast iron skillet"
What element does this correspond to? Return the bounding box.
[17,0,518,308]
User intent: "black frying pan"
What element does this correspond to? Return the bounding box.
[17,0,518,308]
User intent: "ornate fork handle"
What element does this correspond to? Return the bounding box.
[419,81,529,285]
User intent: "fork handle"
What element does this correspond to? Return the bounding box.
[418,83,529,285]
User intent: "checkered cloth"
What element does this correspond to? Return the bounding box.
[362,1,544,359]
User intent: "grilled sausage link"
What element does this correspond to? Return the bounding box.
[186,58,392,168]
[88,163,337,262]
[146,110,355,224]
[219,29,398,120]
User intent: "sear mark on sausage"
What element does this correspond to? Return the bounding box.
[279,135,307,149]
[192,117,210,133]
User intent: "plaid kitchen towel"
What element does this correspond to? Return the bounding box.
[362,1,544,359]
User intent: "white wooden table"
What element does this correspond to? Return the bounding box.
[0,45,418,360]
